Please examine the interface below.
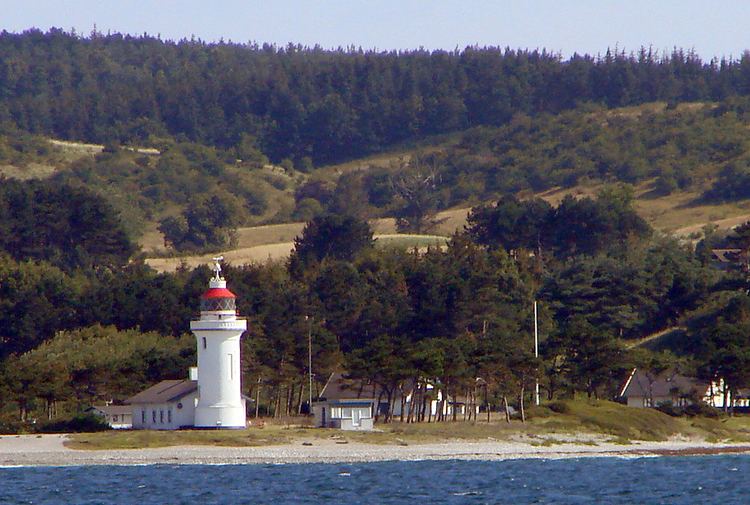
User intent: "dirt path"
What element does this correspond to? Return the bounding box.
[673,213,750,236]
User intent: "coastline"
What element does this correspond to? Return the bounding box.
[2,434,750,467]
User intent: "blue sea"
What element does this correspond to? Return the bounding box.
[0,455,746,504]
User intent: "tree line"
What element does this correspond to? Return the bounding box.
[3,191,745,426]
[5,29,750,165]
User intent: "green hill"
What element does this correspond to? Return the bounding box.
[5,100,750,260]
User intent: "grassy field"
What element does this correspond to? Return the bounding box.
[536,180,750,237]
[314,131,461,179]
[142,183,750,271]
[145,233,450,273]
[67,400,750,450]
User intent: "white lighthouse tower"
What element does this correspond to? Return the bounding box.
[190,257,247,429]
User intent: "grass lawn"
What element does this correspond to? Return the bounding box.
[67,400,750,450]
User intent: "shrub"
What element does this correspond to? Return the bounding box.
[683,402,720,418]
[656,401,682,417]
[547,401,572,414]
[0,420,23,435]
[37,413,110,433]
[656,401,720,418]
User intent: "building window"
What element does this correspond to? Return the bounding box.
[152,410,156,423]
[202,337,207,349]
[113,415,118,422]
[160,410,164,423]
[168,410,172,423]
[643,398,653,407]
[141,410,145,423]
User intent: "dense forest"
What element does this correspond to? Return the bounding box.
[0,187,745,427]
[5,31,750,429]
[4,29,750,166]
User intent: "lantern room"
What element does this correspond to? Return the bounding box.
[200,286,237,312]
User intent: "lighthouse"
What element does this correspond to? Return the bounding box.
[190,257,247,429]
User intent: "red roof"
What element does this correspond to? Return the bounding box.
[201,287,236,299]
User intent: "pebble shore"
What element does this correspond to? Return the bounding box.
[2,434,750,467]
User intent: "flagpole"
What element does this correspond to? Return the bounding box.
[534,300,540,406]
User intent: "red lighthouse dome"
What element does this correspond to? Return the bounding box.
[200,257,238,312]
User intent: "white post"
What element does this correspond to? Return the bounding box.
[307,316,313,416]
[534,300,540,406]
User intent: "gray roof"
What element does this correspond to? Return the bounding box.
[620,369,706,399]
[87,405,131,416]
[125,380,197,405]
[319,372,379,401]
[712,249,743,263]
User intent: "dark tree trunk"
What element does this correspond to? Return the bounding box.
[255,383,261,419]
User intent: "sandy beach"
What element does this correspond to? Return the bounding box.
[2,434,750,467]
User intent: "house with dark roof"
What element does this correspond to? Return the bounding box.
[312,372,377,430]
[85,404,132,429]
[126,379,199,430]
[312,372,477,429]
[711,248,748,272]
[619,369,705,408]
[619,368,750,410]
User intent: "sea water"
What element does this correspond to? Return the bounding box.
[0,455,746,504]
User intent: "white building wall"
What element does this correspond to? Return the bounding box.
[107,413,132,429]
[131,392,198,430]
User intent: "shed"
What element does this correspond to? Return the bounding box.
[85,405,132,429]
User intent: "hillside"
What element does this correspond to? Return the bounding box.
[7,99,750,267]
[142,178,750,270]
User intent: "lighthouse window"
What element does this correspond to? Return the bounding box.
[228,353,234,381]
[201,298,236,311]
[202,337,207,349]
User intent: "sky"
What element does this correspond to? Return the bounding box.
[1,1,749,60]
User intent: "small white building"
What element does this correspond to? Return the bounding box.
[313,373,375,430]
[127,379,199,430]
[313,372,477,429]
[85,405,132,429]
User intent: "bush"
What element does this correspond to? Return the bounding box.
[37,413,110,433]
[683,402,720,418]
[656,401,682,417]
[524,405,553,419]
[656,401,720,418]
[547,401,572,414]
[0,420,23,435]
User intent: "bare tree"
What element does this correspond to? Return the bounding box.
[390,157,446,234]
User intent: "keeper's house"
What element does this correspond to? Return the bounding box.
[126,378,198,430]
